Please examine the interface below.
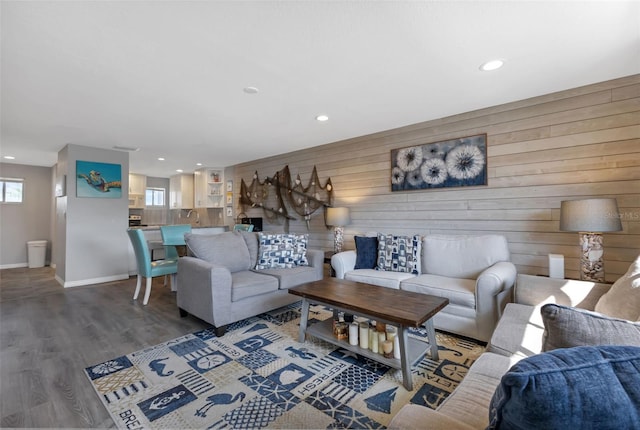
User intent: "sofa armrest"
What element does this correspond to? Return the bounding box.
[388,405,476,430]
[177,256,233,325]
[306,249,324,279]
[477,261,518,297]
[515,274,612,311]
[331,250,357,279]
[475,261,518,340]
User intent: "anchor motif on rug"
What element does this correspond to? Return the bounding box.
[149,357,174,377]
[194,392,246,418]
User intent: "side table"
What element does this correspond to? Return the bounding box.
[324,251,335,277]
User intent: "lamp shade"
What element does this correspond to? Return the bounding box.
[559,198,622,232]
[326,207,350,227]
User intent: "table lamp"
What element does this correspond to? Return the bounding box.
[559,198,622,282]
[326,207,350,253]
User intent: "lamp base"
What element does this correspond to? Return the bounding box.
[333,226,344,253]
[579,232,605,282]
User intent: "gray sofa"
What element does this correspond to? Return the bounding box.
[389,260,640,430]
[176,231,323,336]
[331,234,517,342]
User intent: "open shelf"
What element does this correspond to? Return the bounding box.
[305,319,431,369]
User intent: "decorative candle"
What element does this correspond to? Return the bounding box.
[359,322,369,349]
[386,326,397,342]
[382,340,393,358]
[349,323,359,346]
[371,329,379,353]
[393,335,401,359]
[378,332,386,355]
[368,326,375,350]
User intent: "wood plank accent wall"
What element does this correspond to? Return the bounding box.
[234,75,640,281]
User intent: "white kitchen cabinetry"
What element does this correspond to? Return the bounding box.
[169,174,194,209]
[128,173,146,208]
[194,167,224,208]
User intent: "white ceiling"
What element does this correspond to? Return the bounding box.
[2,1,639,178]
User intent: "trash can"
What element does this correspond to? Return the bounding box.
[27,240,47,268]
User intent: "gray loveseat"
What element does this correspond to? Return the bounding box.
[389,257,640,429]
[331,234,517,342]
[177,231,323,336]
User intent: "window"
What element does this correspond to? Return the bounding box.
[145,187,165,207]
[0,178,24,203]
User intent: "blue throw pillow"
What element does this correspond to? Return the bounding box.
[487,345,640,430]
[354,236,378,269]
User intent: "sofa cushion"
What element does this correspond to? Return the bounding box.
[437,352,519,430]
[256,233,308,269]
[184,232,251,273]
[401,274,476,308]
[345,269,414,290]
[230,270,279,301]
[354,236,378,269]
[594,254,640,321]
[488,345,640,430]
[237,231,259,269]
[541,304,640,352]
[422,235,509,279]
[254,266,321,290]
[488,303,544,358]
[376,234,421,274]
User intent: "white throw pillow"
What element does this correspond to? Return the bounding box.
[595,255,640,321]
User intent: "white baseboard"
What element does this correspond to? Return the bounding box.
[0,263,29,269]
[57,273,130,288]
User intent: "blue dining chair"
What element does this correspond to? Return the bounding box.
[127,228,178,305]
[233,223,254,232]
[160,224,192,291]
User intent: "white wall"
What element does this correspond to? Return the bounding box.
[0,163,53,268]
[55,144,130,287]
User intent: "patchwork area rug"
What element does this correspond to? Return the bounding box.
[85,302,484,429]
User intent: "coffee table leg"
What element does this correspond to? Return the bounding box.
[298,298,310,343]
[424,318,439,361]
[397,324,413,391]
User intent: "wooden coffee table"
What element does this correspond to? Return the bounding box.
[289,278,449,390]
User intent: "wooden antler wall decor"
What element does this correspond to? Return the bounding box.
[240,165,333,231]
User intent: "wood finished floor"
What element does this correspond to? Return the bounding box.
[0,267,210,428]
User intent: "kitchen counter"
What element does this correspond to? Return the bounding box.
[135,225,229,232]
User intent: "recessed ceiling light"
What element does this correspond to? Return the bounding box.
[176,169,183,173]
[479,59,505,71]
[196,163,202,166]
[243,86,259,94]
[158,157,165,161]
[3,155,15,160]
[316,115,329,122]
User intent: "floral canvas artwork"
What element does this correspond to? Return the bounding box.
[391,134,487,191]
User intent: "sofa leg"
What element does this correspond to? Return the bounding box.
[214,325,227,337]
[178,307,188,318]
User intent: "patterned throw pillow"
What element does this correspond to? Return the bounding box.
[376,234,421,274]
[255,233,309,270]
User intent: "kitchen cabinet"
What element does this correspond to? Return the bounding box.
[169,174,194,209]
[194,167,224,208]
[129,174,146,194]
[128,173,146,208]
